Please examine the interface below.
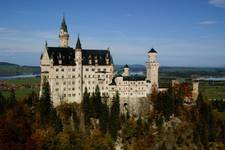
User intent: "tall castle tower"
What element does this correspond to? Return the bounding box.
[59,16,69,47]
[75,35,83,102]
[146,48,159,90]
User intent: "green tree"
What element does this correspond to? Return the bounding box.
[39,79,53,127]
[92,85,102,118]
[8,89,16,107]
[99,101,109,134]
[48,108,63,133]
[109,91,120,140]
[82,87,91,125]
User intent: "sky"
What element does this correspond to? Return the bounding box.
[0,0,225,67]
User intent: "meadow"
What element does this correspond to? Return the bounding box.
[1,77,40,100]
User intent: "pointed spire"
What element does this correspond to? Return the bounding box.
[45,41,48,49]
[76,34,82,49]
[45,41,48,46]
[60,16,68,32]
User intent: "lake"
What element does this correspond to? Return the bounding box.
[0,74,40,80]
[197,77,225,81]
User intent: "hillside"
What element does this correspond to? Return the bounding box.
[0,62,40,76]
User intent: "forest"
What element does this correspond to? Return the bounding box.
[0,80,225,150]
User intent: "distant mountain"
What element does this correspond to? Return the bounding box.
[0,62,40,76]
[0,62,19,66]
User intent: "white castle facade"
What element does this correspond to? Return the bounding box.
[40,17,160,107]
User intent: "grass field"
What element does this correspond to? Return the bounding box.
[5,77,40,85]
[200,81,225,100]
[1,77,40,100]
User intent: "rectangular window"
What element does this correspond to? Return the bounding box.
[61,69,64,71]
[72,68,75,71]
[86,68,89,71]
[92,68,95,71]
[56,68,59,71]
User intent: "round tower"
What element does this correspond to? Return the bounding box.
[59,16,69,47]
[75,35,83,103]
[192,81,199,101]
[146,48,159,89]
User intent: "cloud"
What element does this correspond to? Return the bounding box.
[209,0,225,7]
[199,20,217,25]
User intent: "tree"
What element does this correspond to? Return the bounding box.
[0,92,6,114]
[196,92,204,110]
[39,79,53,127]
[92,85,102,118]
[48,108,63,133]
[99,101,109,134]
[109,91,120,140]
[8,89,16,107]
[81,87,91,125]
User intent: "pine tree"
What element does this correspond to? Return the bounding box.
[99,101,109,134]
[196,92,204,110]
[49,108,63,133]
[8,89,16,107]
[0,92,5,114]
[109,91,120,140]
[92,85,102,118]
[82,87,91,125]
[39,79,53,127]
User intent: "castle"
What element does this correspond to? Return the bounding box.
[40,17,164,108]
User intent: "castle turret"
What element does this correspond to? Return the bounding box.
[192,81,199,101]
[59,16,69,47]
[75,35,83,102]
[146,48,159,90]
[122,64,129,77]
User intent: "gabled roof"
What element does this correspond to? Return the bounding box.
[82,49,113,65]
[148,48,157,53]
[47,47,75,66]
